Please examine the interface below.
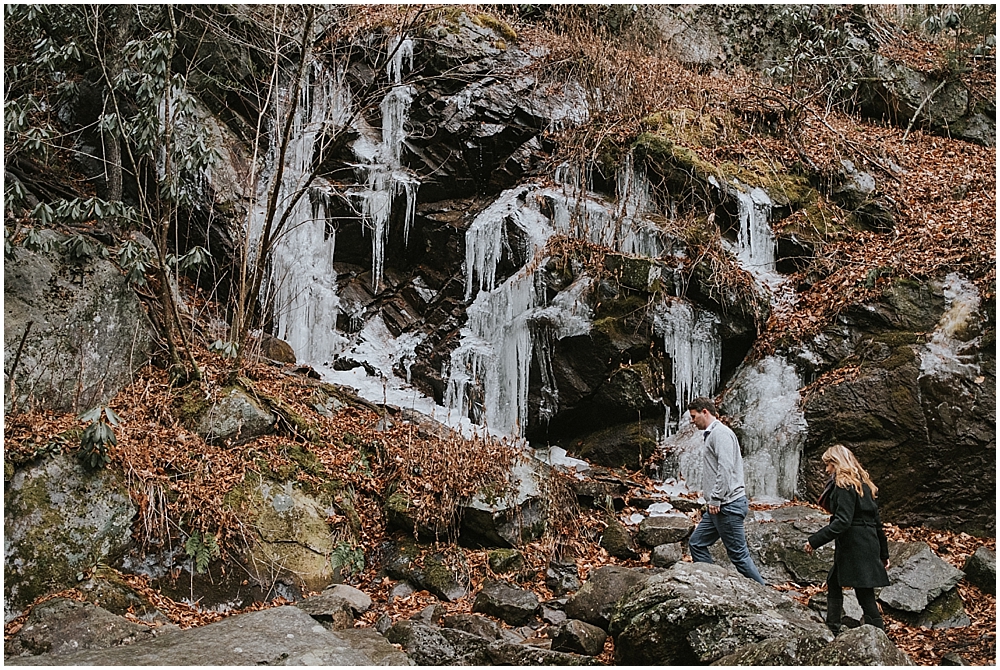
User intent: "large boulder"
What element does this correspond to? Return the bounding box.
[609,562,832,665]
[963,547,996,595]
[879,541,965,613]
[4,238,153,413]
[5,598,154,658]
[565,565,656,630]
[8,605,410,666]
[237,477,337,593]
[599,517,639,560]
[4,454,136,620]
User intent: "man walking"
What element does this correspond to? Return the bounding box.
[686,397,765,584]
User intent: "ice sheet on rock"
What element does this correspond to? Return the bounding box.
[919,273,982,380]
[536,446,591,473]
[646,502,676,517]
[626,513,646,526]
[723,355,807,501]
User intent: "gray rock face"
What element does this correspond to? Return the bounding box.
[550,619,607,656]
[440,613,503,640]
[963,547,996,595]
[565,565,654,630]
[806,624,914,666]
[7,606,411,666]
[196,386,276,444]
[880,542,965,613]
[5,598,154,658]
[4,241,153,413]
[295,586,373,630]
[4,454,136,619]
[636,515,693,547]
[651,543,685,569]
[609,562,832,665]
[471,581,539,626]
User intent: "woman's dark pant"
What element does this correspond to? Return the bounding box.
[826,568,884,632]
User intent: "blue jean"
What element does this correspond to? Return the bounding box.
[688,496,765,584]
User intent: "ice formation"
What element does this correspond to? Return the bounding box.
[253,61,351,364]
[723,355,807,501]
[920,273,982,379]
[652,299,723,435]
[733,182,776,273]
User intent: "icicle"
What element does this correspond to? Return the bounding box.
[386,36,414,85]
[652,300,722,434]
[734,184,775,273]
[252,60,352,364]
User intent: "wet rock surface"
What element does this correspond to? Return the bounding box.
[879,541,965,613]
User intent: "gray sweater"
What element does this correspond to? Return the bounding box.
[701,419,747,505]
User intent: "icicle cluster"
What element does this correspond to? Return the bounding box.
[652,300,722,435]
[734,183,776,273]
[254,61,350,365]
[352,36,419,290]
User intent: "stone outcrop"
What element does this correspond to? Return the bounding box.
[609,562,833,665]
[4,238,153,414]
[4,454,136,619]
[471,580,539,626]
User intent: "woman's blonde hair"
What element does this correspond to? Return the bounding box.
[822,444,878,497]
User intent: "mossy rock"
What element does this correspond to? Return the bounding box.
[4,454,136,618]
[471,12,517,41]
[238,475,338,592]
[642,108,727,147]
[488,549,526,575]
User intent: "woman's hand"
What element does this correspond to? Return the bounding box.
[803,541,813,555]
[884,559,890,570]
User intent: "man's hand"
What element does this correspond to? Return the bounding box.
[708,504,720,515]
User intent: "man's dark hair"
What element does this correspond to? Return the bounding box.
[687,397,719,416]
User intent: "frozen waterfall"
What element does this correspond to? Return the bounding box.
[920,273,982,380]
[254,61,351,364]
[723,355,807,501]
[652,299,722,436]
[734,182,776,274]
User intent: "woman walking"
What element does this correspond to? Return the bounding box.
[803,444,890,634]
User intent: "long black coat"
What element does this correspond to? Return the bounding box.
[808,482,890,588]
